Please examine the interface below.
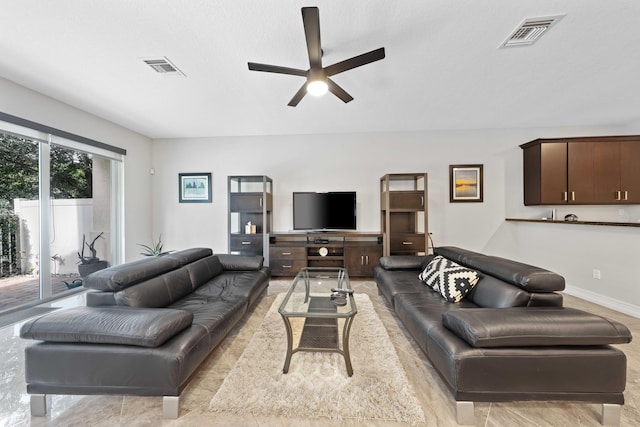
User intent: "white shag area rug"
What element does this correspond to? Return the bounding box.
[209,293,426,424]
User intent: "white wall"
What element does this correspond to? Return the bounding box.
[14,198,94,275]
[152,124,640,317]
[0,77,153,262]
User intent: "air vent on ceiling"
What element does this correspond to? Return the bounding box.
[500,14,565,48]
[142,57,185,76]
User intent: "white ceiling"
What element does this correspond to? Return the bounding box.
[1,0,639,140]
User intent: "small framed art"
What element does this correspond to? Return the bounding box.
[179,173,212,203]
[449,164,483,203]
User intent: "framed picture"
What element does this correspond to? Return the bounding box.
[449,164,483,203]
[179,173,212,203]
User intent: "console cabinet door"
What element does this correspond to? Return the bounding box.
[540,142,568,204]
[229,193,268,211]
[593,141,621,203]
[567,141,594,203]
[344,245,383,277]
[386,191,425,210]
[592,141,640,203]
[524,142,567,205]
[621,142,640,203]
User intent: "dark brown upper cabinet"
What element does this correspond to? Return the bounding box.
[521,136,640,205]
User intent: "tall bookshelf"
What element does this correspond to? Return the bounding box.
[228,175,272,264]
[380,173,429,256]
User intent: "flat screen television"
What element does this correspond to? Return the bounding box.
[293,191,356,231]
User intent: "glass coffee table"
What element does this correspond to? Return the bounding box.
[278,267,357,376]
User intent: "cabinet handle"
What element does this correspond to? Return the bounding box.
[563,192,568,201]
[624,191,628,201]
[571,191,575,201]
[282,265,292,269]
[259,197,263,207]
[402,241,413,245]
[420,196,424,206]
[365,255,369,265]
[241,241,251,245]
[282,252,292,256]
[616,191,621,201]
[361,255,364,265]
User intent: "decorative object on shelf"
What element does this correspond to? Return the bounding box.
[179,172,212,203]
[318,247,329,257]
[564,214,578,222]
[450,164,483,203]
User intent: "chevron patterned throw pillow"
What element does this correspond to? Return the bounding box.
[419,255,481,302]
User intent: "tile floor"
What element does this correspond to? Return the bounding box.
[1,280,639,426]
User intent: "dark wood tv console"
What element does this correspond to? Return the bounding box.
[269,232,383,277]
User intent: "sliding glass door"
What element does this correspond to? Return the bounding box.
[0,125,123,312]
[0,132,41,310]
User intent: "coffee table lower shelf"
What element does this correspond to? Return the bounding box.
[280,297,356,376]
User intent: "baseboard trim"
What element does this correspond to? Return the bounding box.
[564,285,640,318]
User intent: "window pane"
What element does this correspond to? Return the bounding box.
[50,145,113,293]
[0,132,40,311]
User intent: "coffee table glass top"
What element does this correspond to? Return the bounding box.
[279,267,356,317]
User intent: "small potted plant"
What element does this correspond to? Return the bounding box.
[77,232,108,277]
[137,234,172,257]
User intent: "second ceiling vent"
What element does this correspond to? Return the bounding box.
[500,14,566,48]
[142,57,185,76]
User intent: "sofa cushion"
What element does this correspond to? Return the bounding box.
[442,307,633,348]
[434,246,565,293]
[419,255,481,302]
[216,254,264,271]
[83,256,180,291]
[185,255,224,289]
[380,255,431,271]
[114,267,193,307]
[164,247,213,266]
[20,306,193,348]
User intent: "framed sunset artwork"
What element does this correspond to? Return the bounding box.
[449,164,483,203]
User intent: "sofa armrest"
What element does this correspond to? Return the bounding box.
[379,255,432,271]
[20,306,193,348]
[215,254,264,271]
[442,307,632,348]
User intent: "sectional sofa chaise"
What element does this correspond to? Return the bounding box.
[374,246,632,426]
[20,248,270,418]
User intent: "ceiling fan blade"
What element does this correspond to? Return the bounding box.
[324,47,386,76]
[288,83,308,107]
[248,62,307,76]
[327,78,353,103]
[302,7,322,69]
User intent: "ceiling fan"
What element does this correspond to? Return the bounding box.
[248,7,386,107]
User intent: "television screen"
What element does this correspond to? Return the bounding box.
[293,192,356,230]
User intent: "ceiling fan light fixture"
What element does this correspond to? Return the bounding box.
[307,79,328,96]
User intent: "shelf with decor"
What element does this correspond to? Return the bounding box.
[228,175,273,264]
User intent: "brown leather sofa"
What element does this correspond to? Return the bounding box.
[20,248,270,419]
[374,246,632,425]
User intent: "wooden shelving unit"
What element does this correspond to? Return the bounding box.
[380,173,429,256]
[228,175,272,264]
